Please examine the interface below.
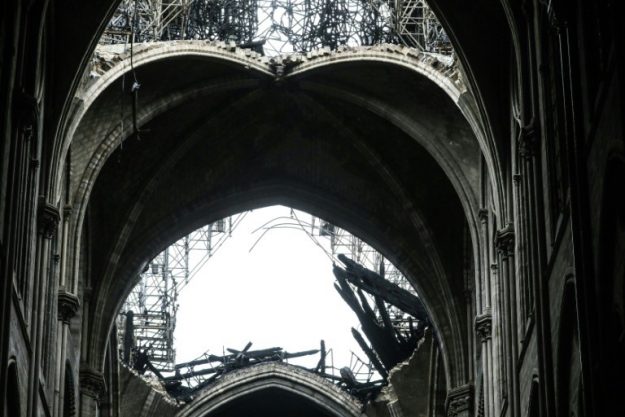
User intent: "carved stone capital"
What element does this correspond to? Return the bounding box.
[478,208,488,223]
[446,384,473,417]
[38,201,60,239]
[79,367,106,401]
[495,225,515,255]
[475,310,492,342]
[518,124,538,160]
[539,0,568,30]
[58,289,80,324]
[13,91,38,141]
[63,205,73,217]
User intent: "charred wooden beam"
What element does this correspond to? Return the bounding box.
[351,328,388,379]
[315,340,326,373]
[334,254,428,321]
[166,346,319,381]
[333,255,429,374]
[334,271,407,369]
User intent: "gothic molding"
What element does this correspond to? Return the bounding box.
[58,289,80,324]
[38,201,60,239]
[446,384,473,417]
[79,367,106,401]
[475,310,492,342]
[495,224,515,255]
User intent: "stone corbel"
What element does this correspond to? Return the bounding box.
[475,309,492,343]
[446,384,473,417]
[38,200,60,239]
[495,224,515,256]
[58,289,80,324]
[79,367,106,402]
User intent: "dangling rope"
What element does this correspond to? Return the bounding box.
[130,0,141,140]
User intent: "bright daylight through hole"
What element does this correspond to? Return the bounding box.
[117,206,427,402]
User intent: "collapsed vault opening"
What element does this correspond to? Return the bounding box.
[115,205,432,403]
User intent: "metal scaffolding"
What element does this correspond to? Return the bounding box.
[117,214,247,372]
[251,211,420,338]
[100,0,451,56]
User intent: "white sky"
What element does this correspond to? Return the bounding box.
[174,205,369,372]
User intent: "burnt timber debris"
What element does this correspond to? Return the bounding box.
[129,341,385,403]
[333,254,428,374]
[124,256,428,404]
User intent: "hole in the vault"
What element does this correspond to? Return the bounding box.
[116,205,429,403]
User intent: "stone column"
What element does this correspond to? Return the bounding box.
[519,122,556,417]
[476,209,495,417]
[475,310,492,417]
[496,226,519,417]
[56,290,80,417]
[54,205,78,417]
[28,201,59,417]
